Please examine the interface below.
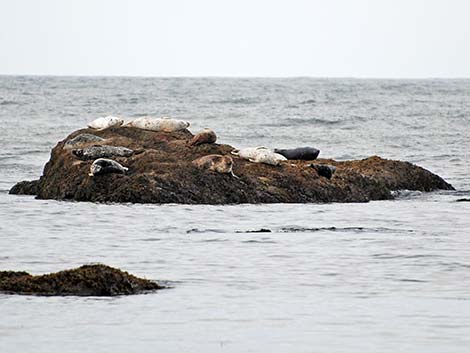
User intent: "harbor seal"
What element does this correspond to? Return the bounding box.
[231,147,271,160]
[274,147,320,160]
[310,164,336,179]
[63,133,105,149]
[89,158,128,177]
[248,149,287,166]
[72,145,134,160]
[192,154,238,178]
[87,116,124,130]
[124,116,190,132]
[188,128,217,147]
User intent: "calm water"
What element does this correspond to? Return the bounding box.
[1,77,469,353]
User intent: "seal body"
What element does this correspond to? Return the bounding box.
[72,145,134,160]
[274,147,320,160]
[125,116,190,132]
[64,134,104,149]
[231,147,271,160]
[192,154,236,176]
[248,149,287,166]
[188,128,217,147]
[310,164,336,179]
[89,158,128,177]
[87,116,124,130]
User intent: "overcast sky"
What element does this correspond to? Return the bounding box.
[1,0,469,77]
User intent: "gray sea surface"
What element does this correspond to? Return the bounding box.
[0,76,469,353]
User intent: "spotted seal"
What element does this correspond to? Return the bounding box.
[87,116,124,130]
[274,147,320,160]
[250,150,287,166]
[72,145,134,160]
[188,128,217,147]
[192,154,238,178]
[231,147,271,160]
[124,116,190,132]
[63,133,105,149]
[234,148,286,166]
[89,158,128,177]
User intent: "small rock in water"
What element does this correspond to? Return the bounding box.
[0,264,164,296]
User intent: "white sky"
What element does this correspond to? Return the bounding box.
[1,0,469,77]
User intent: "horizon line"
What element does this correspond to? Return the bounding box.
[1,73,470,80]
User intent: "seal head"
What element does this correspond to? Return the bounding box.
[188,128,217,147]
[89,158,129,177]
[192,154,237,177]
[310,164,336,179]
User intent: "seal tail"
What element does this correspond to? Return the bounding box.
[230,170,239,179]
[231,149,240,156]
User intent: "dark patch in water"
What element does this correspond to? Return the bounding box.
[236,228,272,233]
[211,97,258,104]
[241,239,277,244]
[0,100,19,105]
[186,228,226,234]
[455,198,470,202]
[284,117,343,126]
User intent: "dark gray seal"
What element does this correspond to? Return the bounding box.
[274,147,320,160]
[73,145,134,160]
[64,133,104,149]
[89,158,128,177]
[310,164,336,179]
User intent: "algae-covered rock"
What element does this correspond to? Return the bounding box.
[0,264,164,296]
[9,126,454,204]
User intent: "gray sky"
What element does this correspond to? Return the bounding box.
[1,0,469,77]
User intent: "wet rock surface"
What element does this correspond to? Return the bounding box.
[0,264,164,296]
[10,127,454,204]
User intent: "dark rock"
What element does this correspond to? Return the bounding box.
[9,127,454,204]
[310,164,337,179]
[456,198,470,202]
[9,180,40,195]
[0,264,164,296]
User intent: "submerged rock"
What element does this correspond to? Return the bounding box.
[0,264,164,296]
[9,126,454,204]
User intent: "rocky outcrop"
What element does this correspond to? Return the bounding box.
[9,126,454,204]
[0,264,164,296]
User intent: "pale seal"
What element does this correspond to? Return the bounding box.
[233,147,286,166]
[72,145,134,160]
[87,116,124,130]
[124,116,190,132]
[63,133,105,149]
[188,128,217,147]
[89,158,128,177]
[192,154,238,178]
[310,164,336,179]
[274,147,320,160]
[248,149,287,166]
[231,147,271,160]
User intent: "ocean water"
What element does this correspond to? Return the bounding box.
[0,76,469,353]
